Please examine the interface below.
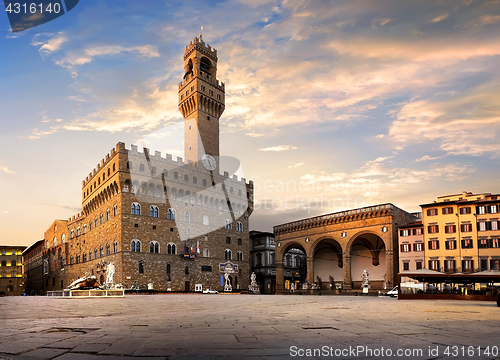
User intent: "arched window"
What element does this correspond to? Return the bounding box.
[139,262,144,273]
[225,219,232,229]
[11,271,16,278]
[238,189,242,196]
[94,249,97,259]
[193,176,197,184]
[113,163,116,172]
[149,241,159,253]
[167,208,175,220]
[184,212,190,222]
[1,260,6,267]
[61,234,65,243]
[166,263,171,281]
[107,168,110,177]
[184,174,189,182]
[113,242,117,253]
[167,243,176,255]
[131,202,141,215]
[226,237,231,244]
[174,171,179,179]
[70,230,75,239]
[150,206,159,218]
[83,224,87,234]
[11,260,16,266]
[82,254,87,262]
[94,218,98,228]
[113,205,118,216]
[162,169,168,178]
[203,248,210,257]
[139,164,145,172]
[236,221,243,232]
[99,214,103,224]
[106,209,110,221]
[89,222,93,231]
[105,244,110,255]
[237,251,243,261]
[202,179,207,187]
[224,249,232,260]
[131,240,141,252]
[53,237,57,247]
[151,166,156,175]
[76,227,81,236]
[89,251,92,261]
[99,246,103,257]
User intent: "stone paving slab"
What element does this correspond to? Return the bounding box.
[0,295,499,359]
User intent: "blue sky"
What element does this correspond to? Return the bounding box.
[1,0,500,246]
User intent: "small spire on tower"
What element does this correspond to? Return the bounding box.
[200,25,203,40]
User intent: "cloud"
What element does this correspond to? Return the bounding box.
[385,81,500,156]
[415,155,445,162]
[288,162,304,169]
[258,145,297,152]
[464,15,500,28]
[55,44,160,68]
[428,13,449,23]
[0,166,14,174]
[246,132,265,137]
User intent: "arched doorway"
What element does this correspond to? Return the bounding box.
[350,233,386,290]
[313,239,343,289]
[282,245,307,291]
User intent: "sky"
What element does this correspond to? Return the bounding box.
[1,0,500,247]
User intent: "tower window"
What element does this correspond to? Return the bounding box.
[207,115,210,120]
[217,94,221,100]
[191,86,194,92]
[186,90,189,96]
[201,85,205,92]
[181,94,184,100]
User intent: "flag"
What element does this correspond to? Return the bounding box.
[184,240,187,254]
[190,241,193,253]
[197,240,200,254]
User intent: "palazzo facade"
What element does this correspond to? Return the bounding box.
[25,36,254,293]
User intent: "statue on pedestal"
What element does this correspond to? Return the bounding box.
[224,272,232,292]
[248,272,259,293]
[105,261,115,287]
[361,268,371,293]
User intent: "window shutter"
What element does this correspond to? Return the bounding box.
[428,241,431,249]
[436,241,440,250]
[453,225,456,233]
[413,243,417,251]
[400,244,404,252]
[428,260,432,269]
[453,240,457,249]
[400,230,403,236]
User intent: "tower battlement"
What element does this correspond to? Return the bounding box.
[184,36,217,60]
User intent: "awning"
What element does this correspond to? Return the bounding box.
[399,269,500,283]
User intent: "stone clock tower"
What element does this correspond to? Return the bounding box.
[178,35,225,166]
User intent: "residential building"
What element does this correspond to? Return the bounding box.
[421,191,500,273]
[249,230,276,294]
[22,240,45,295]
[0,245,26,295]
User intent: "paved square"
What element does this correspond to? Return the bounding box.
[0,295,498,359]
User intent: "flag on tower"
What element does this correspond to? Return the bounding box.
[197,240,200,254]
